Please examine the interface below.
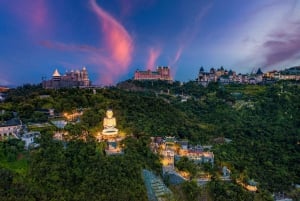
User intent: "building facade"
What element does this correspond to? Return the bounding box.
[197,66,264,86]
[42,67,91,89]
[134,66,172,81]
[0,87,9,93]
[21,131,41,149]
[0,119,22,139]
[279,66,300,80]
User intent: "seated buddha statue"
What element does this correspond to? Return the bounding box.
[102,109,118,136]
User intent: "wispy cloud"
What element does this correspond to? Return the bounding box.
[170,47,183,66]
[169,47,183,77]
[40,40,100,53]
[119,0,156,17]
[170,3,212,75]
[216,0,300,71]
[262,21,300,67]
[146,47,161,70]
[249,1,300,70]
[89,0,134,84]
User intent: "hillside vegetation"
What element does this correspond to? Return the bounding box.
[0,80,299,200]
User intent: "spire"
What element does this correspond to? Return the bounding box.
[256,68,263,75]
[52,69,61,77]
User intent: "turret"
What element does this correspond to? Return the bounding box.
[52,69,61,81]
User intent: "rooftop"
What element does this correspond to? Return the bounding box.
[52,69,61,77]
[22,131,40,138]
[0,119,21,127]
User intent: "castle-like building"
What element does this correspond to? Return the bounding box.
[197,66,264,86]
[42,67,91,89]
[134,66,172,81]
[197,66,300,86]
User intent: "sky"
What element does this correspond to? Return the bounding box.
[0,0,300,86]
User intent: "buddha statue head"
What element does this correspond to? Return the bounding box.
[106,109,113,119]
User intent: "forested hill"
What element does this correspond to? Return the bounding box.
[0,80,299,200]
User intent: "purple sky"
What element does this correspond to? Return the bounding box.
[0,0,299,86]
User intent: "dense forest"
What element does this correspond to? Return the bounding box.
[0,80,299,200]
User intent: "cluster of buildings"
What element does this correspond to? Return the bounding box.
[42,65,172,88]
[197,67,264,86]
[264,66,300,81]
[134,66,172,82]
[150,136,214,185]
[197,66,300,86]
[151,136,214,167]
[40,64,299,89]
[42,67,91,89]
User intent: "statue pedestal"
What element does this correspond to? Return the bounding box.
[102,128,118,135]
[101,128,118,140]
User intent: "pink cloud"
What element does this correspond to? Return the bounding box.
[89,0,134,84]
[146,47,161,70]
[169,47,183,77]
[171,47,183,66]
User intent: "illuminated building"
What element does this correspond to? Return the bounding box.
[0,87,9,93]
[42,67,91,89]
[134,66,172,81]
[279,66,300,80]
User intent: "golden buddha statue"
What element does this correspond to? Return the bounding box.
[102,109,118,136]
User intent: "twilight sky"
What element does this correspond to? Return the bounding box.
[0,0,300,86]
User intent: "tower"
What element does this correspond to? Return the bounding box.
[81,66,90,86]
